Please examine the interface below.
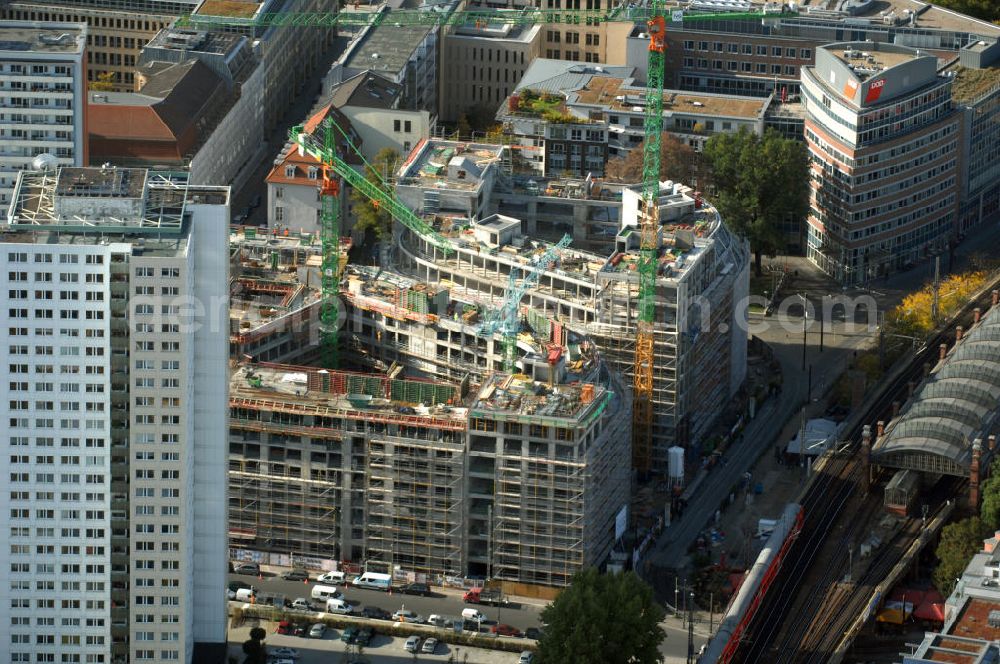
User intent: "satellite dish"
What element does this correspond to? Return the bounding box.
[32,153,58,172]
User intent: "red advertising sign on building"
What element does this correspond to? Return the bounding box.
[865,79,886,103]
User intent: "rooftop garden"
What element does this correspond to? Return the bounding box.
[508,89,578,123]
[195,0,260,17]
[951,65,1000,104]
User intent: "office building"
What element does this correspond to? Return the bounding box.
[802,43,960,283]
[0,22,88,208]
[952,43,1000,232]
[0,165,228,664]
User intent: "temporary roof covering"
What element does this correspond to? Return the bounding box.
[872,306,1000,473]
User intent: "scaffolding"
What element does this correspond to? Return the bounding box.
[494,454,586,587]
[365,434,465,577]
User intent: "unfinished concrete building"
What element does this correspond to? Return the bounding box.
[226,360,629,586]
[391,139,749,470]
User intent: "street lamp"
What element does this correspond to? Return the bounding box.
[798,293,808,371]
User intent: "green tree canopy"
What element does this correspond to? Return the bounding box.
[934,516,987,596]
[605,132,710,190]
[702,128,809,276]
[537,569,666,664]
[982,457,1000,530]
[350,147,401,243]
[932,0,999,22]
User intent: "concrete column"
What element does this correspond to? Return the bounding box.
[956,326,964,342]
[993,290,999,307]
[891,401,901,418]
[939,343,948,361]
[974,308,982,324]
[970,438,983,509]
[877,420,885,437]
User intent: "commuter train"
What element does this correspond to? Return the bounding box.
[699,502,804,664]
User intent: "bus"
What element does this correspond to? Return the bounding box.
[351,571,392,591]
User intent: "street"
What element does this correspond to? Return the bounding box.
[230,573,545,633]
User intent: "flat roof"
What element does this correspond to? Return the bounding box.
[452,22,540,42]
[950,598,1000,642]
[145,27,244,54]
[194,0,260,17]
[342,20,433,76]
[828,42,926,81]
[572,76,768,119]
[398,140,502,192]
[56,167,145,199]
[0,22,86,54]
[850,0,1000,36]
[950,65,1000,104]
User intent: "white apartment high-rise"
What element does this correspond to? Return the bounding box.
[0,22,88,209]
[0,166,228,664]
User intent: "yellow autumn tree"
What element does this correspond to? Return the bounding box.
[886,270,987,339]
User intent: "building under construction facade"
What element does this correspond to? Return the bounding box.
[227,361,629,586]
[391,139,749,470]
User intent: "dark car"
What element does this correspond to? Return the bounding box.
[399,582,431,597]
[281,570,310,582]
[525,627,543,640]
[361,606,392,620]
[355,627,374,647]
[292,623,309,637]
[340,626,358,644]
[492,624,524,637]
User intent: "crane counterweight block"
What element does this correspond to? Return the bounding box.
[647,16,666,52]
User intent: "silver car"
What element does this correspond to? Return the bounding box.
[404,636,422,653]
[422,638,438,654]
[308,623,326,638]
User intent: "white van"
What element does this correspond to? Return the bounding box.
[325,598,352,615]
[311,584,343,601]
[317,570,346,584]
[234,588,256,603]
[462,608,486,622]
[351,571,392,591]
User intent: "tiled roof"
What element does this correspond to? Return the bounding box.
[266,105,362,187]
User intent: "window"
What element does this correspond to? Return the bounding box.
[404,120,411,133]
[394,119,401,132]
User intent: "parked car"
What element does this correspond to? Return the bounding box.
[275,620,292,635]
[291,623,308,637]
[399,582,431,597]
[393,609,425,624]
[525,627,543,640]
[308,623,326,638]
[282,570,310,582]
[422,638,438,654]
[404,636,422,653]
[492,624,523,637]
[290,598,314,611]
[340,626,358,644]
[519,653,535,664]
[234,562,260,575]
[361,606,391,620]
[355,627,374,647]
[268,648,299,659]
[316,570,346,584]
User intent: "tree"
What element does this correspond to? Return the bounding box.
[537,568,665,664]
[241,627,267,664]
[605,133,708,189]
[982,457,1000,530]
[932,0,999,22]
[350,147,400,243]
[89,71,117,92]
[934,516,987,596]
[702,128,809,276]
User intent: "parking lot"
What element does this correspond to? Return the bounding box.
[229,622,530,663]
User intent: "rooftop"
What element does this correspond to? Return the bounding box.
[194,0,261,18]
[0,22,86,54]
[573,76,769,119]
[266,105,362,187]
[144,28,245,55]
[828,42,930,81]
[949,598,1000,642]
[5,168,196,233]
[470,373,609,425]
[849,0,1000,37]
[607,204,721,281]
[342,19,433,77]
[949,65,1000,104]
[872,305,1000,473]
[907,633,996,664]
[452,21,540,42]
[229,363,470,429]
[397,140,503,192]
[327,70,401,110]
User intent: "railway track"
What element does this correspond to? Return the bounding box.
[733,280,1000,664]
